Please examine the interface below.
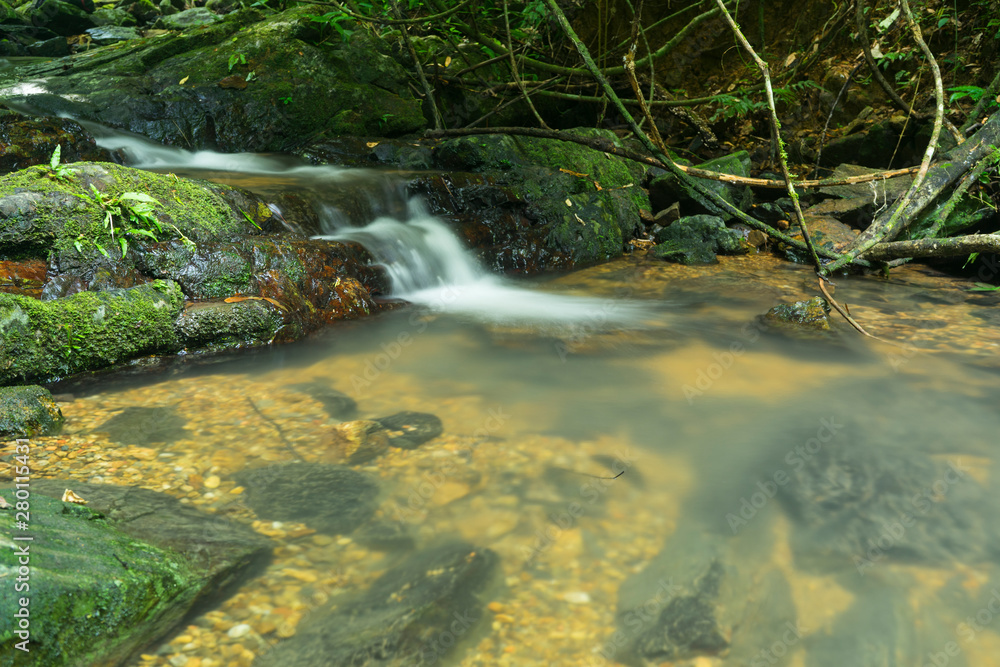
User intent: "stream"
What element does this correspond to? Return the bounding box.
[38,136,1000,666]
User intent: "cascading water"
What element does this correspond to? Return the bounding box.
[66,121,653,327]
[315,201,652,327]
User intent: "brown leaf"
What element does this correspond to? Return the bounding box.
[218,75,248,90]
[261,297,288,311]
[62,489,88,505]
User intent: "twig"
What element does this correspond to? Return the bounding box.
[823,0,946,274]
[502,0,549,129]
[818,277,894,344]
[713,0,820,271]
[246,398,307,462]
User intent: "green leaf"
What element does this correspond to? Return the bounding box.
[95,242,109,258]
[50,145,61,170]
[118,237,128,257]
[127,228,159,239]
[938,17,949,28]
[119,192,160,204]
[240,209,263,230]
[968,282,1000,292]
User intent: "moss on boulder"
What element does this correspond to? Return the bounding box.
[0,385,64,437]
[0,279,184,384]
[1,6,426,151]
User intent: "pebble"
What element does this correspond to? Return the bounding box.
[203,475,221,489]
[226,623,251,639]
[563,591,591,604]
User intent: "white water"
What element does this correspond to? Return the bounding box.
[315,203,652,327]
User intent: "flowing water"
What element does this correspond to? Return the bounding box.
[20,139,1000,667]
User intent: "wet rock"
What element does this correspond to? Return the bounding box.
[90,6,136,26]
[254,540,498,667]
[763,296,831,331]
[234,463,380,535]
[156,6,219,29]
[287,382,357,419]
[650,214,749,264]
[0,258,46,297]
[323,419,390,464]
[30,0,95,36]
[0,481,272,667]
[0,280,184,385]
[85,25,141,45]
[648,151,754,220]
[0,108,115,174]
[0,384,64,437]
[432,130,650,266]
[615,527,797,666]
[353,519,417,551]
[775,432,1000,569]
[376,411,443,449]
[175,299,285,350]
[93,406,187,446]
[26,35,70,57]
[785,215,858,260]
[5,7,425,152]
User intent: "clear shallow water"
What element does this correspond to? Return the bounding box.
[17,145,1000,666]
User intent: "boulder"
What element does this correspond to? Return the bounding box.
[0,280,184,385]
[85,25,141,45]
[28,0,95,36]
[254,541,498,667]
[234,463,380,535]
[0,108,116,175]
[2,7,426,152]
[156,6,219,29]
[648,151,753,220]
[0,384,63,437]
[0,481,272,667]
[650,214,749,264]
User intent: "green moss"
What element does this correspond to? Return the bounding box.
[0,280,184,384]
[0,385,64,437]
[0,493,200,667]
[0,162,258,259]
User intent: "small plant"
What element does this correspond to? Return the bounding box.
[75,187,195,258]
[47,145,74,182]
[279,95,293,105]
[228,52,247,72]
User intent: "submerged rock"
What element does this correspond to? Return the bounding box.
[254,541,498,667]
[376,411,443,449]
[287,382,357,419]
[0,384,64,437]
[234,463,380,535]
[0,481,272,667]
[323,419,390,464]
[93,406,187,446]
[613,527,797,666]
[775,432,1000,569]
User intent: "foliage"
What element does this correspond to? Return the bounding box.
[47,145,74,182]
[74,187,194,258]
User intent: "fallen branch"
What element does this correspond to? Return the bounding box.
[863,234,1000,262]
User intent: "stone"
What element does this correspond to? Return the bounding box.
[89,7,136,26]
[174,300,284,350]
[26,35,70,56]
[376,411,443,449]
[85,25,141,45]
[0,480,272,667]
[234,463,380,535]
[94,406,188,446]
[648,151,754,220]
[254,541,498,667]
[287,383,357,420]
[650,214,749,264]
[763,297,831,331]
[0,384,64,437]
[157,7,220,30]
[323,419,389,464]
[30,0,95,37]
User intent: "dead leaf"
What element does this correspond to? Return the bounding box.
[261,297,288,311]
[559,168,588,177]
[224,296,252,303]
[444,56,452,67]
[0,496,10,510]
[565,198,573,206]
[179,75,189,85]
[366,142,379,148]
[218,75,248,90]
[62,489,87,505]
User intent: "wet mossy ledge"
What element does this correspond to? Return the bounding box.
[0,161,382,385]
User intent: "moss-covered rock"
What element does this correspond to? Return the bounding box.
[0,481,272,667]
[0,107,115,175]
[174,298,285,349]
[763,296,831,331]
[649,151,753,220]
[0,161,268,259]
[651,214,749,264]
[0,384,64,437]
[1,6,426,152]
[0,279,184,384]
[433,130,651,265]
